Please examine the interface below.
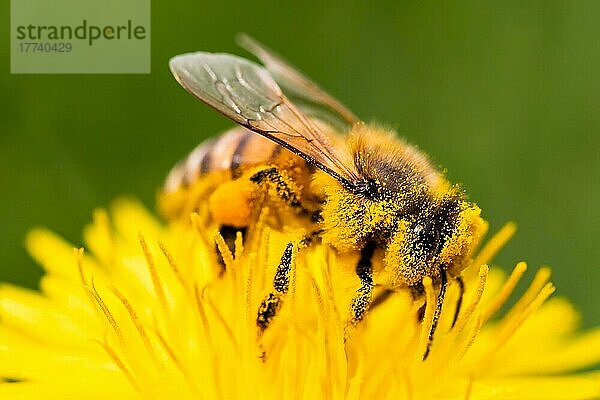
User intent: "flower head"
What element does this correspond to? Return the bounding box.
[1,199,600,399]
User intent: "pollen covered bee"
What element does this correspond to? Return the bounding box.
[162,35,487,358]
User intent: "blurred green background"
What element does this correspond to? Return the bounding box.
[1,1,599,326]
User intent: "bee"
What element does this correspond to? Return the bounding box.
[162,35,487,359]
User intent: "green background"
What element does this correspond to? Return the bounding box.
[1,1,599,327]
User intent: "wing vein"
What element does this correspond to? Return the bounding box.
[170,51,362,188]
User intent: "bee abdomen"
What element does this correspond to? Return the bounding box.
[164,127,280,193]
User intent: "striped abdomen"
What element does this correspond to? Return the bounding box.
[164,127,289,193]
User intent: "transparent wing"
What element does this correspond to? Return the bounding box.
[169,51,361,187]
[236,34,360,131]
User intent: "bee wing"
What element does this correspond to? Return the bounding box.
[170,52,362,187]
[236,34,360,131]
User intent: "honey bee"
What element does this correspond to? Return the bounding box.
[162,35,487,358]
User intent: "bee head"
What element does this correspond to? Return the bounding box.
[381,196,487,288]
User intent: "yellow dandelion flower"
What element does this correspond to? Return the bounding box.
[1,199,600,400]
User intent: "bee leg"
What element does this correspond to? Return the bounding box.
[298,229,324,248]
[350,242,376,325]
[423,267,448,360]
[451,276,465,328]
[250,167,311,215]
[216,225,247,272]
[256,243,294,359]
[256,243,293,333]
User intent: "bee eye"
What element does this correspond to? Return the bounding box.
[412,221,440,254]
[353,179,382,199]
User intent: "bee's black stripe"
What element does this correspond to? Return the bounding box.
[269,144,283,163]
[199,142,214,174]
[230,133,251,178]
